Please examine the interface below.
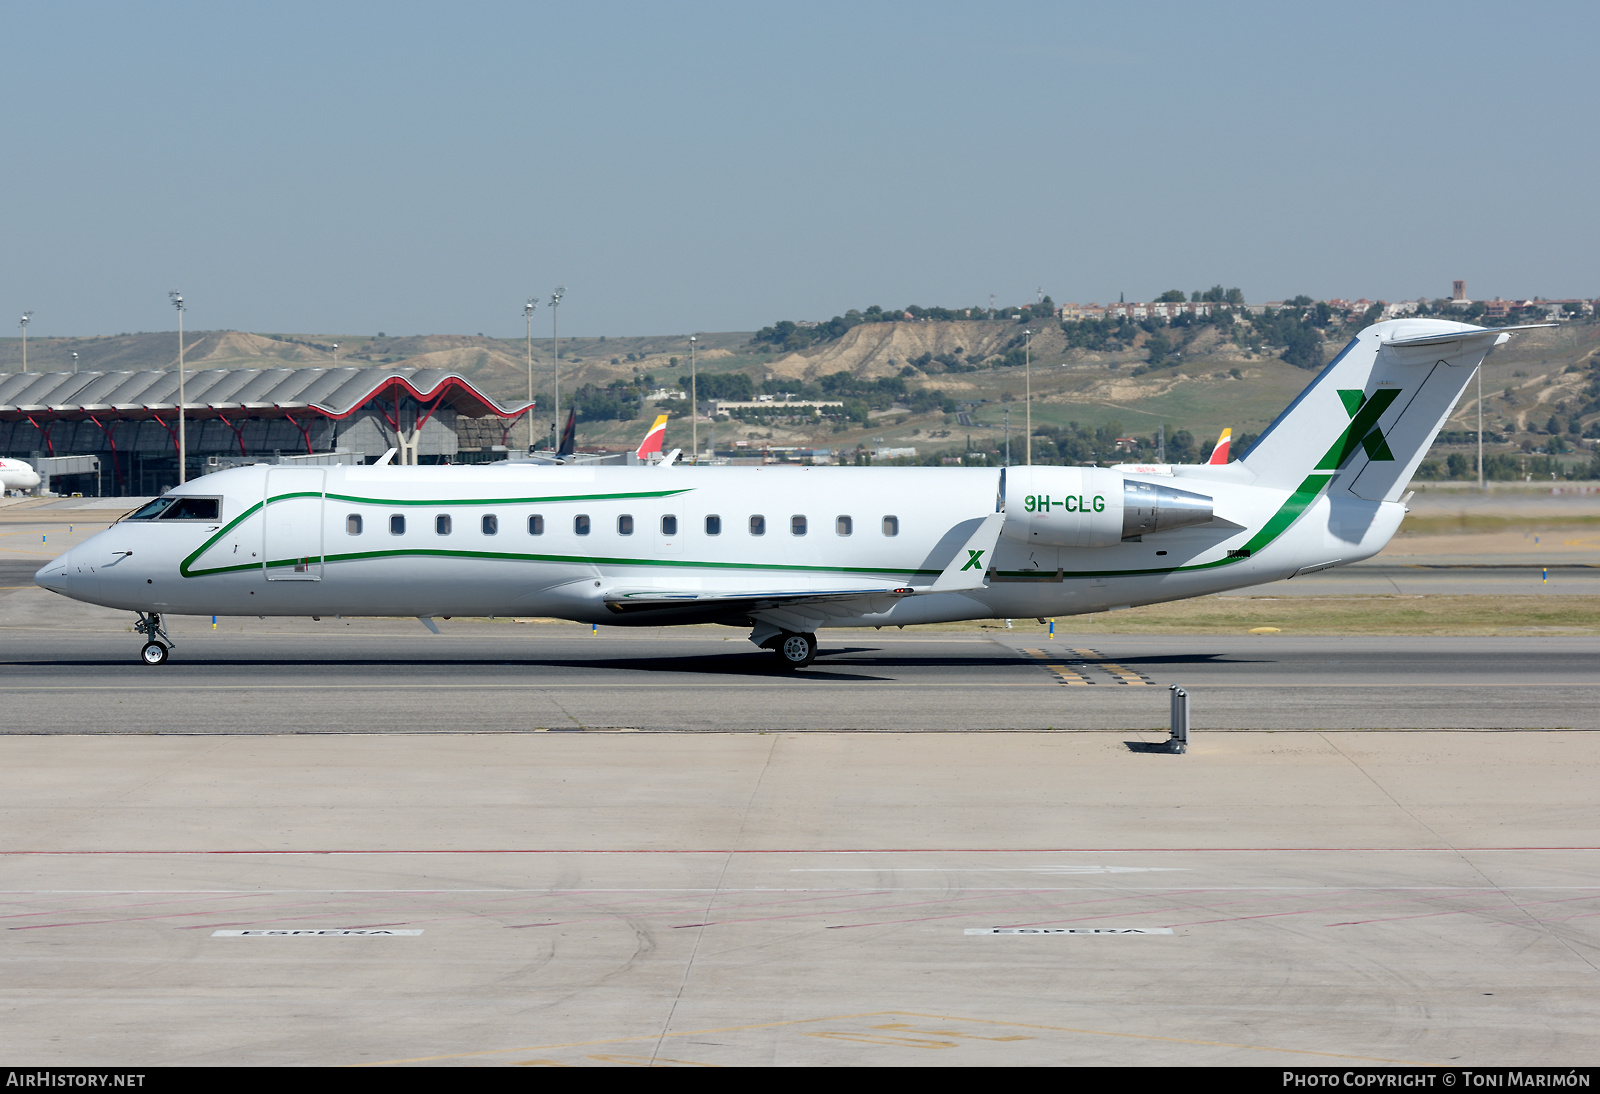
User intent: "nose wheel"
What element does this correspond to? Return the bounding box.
[133,611,175,665]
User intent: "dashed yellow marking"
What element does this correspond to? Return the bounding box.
[1020,648,1095,686]
[1069,647,1155,686]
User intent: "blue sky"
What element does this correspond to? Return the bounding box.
[3,1,1596,338]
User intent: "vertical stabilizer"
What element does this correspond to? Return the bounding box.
[636,414,669,459]
[1240,319,1511,502]
[1206,428,1232,465]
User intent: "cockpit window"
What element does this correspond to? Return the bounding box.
[124,497,178,521]
[159,497,221,521]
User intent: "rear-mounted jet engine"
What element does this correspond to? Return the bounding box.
[1000,466,1213,548]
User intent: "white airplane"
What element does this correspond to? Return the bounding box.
[0,457,42,493]
[34,319,1537,668]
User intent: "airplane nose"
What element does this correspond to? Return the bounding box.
[35,553,70,591]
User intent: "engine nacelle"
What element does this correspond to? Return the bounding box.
[1001,466,1214,548]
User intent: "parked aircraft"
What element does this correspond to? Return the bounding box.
[1110,427,1231,476]
[1207,428,1232,465]
[0,457,41,493]
[636,414,669,460]
[34,319,1540,668]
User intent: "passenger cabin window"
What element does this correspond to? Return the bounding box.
[346,514,363,536]
[436,514,452,535]
[528,514,544,535]
[836,515,852,536]
[662,515,678,536]
[882,515,899,537]
[749,514,765,536]
[791,515,807,536]
[482,514,498,536]
[705,515,721,536]
[575,514,591,536]
[159,497,221,521]
[390,514,406,535]
[618,514,634,535]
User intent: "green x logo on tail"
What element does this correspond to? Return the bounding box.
[1316,388,1399,471]
[960,549,986,572]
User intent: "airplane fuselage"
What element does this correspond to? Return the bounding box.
[35,461,1398,627]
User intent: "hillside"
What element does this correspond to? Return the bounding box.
[4,320,1598,471]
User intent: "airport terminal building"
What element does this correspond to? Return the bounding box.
[0,366,532,496]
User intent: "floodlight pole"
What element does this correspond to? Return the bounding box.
[1477,364,1484,490]
[19,312,30,371]
[169,292,186,485]
[549,286,565,451]
[1024,328,1033,466]
[689,335,698,463]
[332,342,339,366]
[524,298,536,451]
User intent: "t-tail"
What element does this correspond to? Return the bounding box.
[1240,318,1547,503]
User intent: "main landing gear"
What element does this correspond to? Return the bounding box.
[772,631,818,670]
[134,612,174,666]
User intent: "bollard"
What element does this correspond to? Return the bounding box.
[1168,685,1189,754]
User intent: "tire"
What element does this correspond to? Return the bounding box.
[776,631,816,669]
[140,641,169,666]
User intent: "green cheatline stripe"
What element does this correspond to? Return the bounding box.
[184,473,1340,584]
[1316,388,1400,471]
[182,488,691,577]
[1239,472,1332,556]
[200,548,945,581]
[267,487,691,508]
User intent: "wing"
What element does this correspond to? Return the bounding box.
[600,512,1006,625]
[603,585,916,621]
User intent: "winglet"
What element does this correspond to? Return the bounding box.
[931,512,1005,592]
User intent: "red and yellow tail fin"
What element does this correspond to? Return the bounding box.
[636,414,670,458]
[1206,427,1232,465]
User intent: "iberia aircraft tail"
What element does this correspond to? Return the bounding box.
[636,414,669,459]
[1206,428,1231,465]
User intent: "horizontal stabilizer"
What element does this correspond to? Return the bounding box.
[1381,322,1554,348]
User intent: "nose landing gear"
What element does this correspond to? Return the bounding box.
[134,612,174,666]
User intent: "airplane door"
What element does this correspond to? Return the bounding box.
[263,468,325,581]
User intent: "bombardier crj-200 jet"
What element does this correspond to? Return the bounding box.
[36,319,1540,668]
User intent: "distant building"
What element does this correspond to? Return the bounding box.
[0,365,530,496]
